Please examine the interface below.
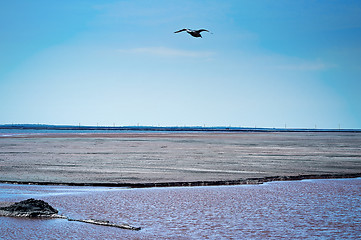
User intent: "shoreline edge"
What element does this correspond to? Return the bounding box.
[1,173,360,188]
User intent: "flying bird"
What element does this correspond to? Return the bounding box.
[174,28,210,38]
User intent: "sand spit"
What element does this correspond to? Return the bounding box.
[0,198,141,231]
[1,173,360,188]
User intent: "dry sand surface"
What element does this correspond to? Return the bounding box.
[0,131,361,185]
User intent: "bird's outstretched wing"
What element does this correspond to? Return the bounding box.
[174,29,188,33]
[197,29,210,33]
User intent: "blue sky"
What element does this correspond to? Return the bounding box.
[1,0,361,129]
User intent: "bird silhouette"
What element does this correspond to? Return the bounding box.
[174,29,210,38]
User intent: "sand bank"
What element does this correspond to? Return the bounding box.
[1,131,361,186]
[1,173,361,188]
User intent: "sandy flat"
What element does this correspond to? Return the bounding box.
[0,131,360,185]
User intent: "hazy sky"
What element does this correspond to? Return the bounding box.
[1,0,361,129]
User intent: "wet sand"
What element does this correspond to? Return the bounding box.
[1,131,361,186]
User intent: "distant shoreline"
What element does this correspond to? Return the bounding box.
[1,173,360,188]
[1,124,361,133]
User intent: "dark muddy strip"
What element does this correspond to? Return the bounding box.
[1,173,361,188]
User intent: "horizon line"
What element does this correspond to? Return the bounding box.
[1,123,360,132]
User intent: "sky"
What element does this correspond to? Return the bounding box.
[1,0,361,129]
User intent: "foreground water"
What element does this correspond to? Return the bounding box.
[1,178,360,239]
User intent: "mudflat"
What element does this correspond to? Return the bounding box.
[0,131,360,185]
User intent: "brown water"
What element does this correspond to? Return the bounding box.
[1,178,360,239]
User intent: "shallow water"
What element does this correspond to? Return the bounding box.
[1,178,360,239]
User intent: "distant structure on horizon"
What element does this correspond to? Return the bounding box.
[174,28,211,38]
[1,124,360,133]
